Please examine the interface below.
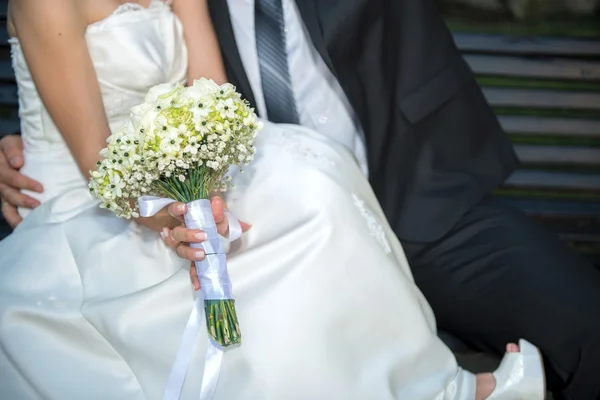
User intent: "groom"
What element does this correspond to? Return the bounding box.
[1,0,599,398]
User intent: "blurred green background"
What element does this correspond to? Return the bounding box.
[440,0,600,37]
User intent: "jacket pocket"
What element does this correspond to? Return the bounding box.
[399,57,473,124]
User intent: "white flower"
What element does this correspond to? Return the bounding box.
[159,129,183,156]
[184,144,199,155]
[108,173,126,197]
[218,83,236,96]
[192,78,220,94]
[130,103,153,127]
[216,98,237,119]
[144,82,181,105]
[100,200,120,212]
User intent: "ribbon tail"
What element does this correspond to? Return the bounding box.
[162,294,224,400]
[138,196,177,217]
[223,210,242,243]
[199,341,224,400]
[163,295,204,400]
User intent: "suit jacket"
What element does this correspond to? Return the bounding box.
[208,0,519,243]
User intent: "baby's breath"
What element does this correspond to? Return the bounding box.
[89,78,261,218]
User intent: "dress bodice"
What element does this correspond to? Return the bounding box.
[10,0,187,209]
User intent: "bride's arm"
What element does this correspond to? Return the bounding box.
[10,0,109,177]
[171,0,227,84]
[8,0,207,245]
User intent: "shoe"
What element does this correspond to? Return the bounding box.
[487,339,546,399]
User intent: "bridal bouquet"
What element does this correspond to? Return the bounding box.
[89,79,260,350]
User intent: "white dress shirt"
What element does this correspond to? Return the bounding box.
[225,0,369,176]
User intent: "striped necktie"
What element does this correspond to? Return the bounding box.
[255,0,300,124]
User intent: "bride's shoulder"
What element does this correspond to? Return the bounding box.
[8,0,91,34]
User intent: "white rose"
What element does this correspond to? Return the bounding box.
[192,78,220,94]
[144,82,185,109]
[180,85,215,106]
[130,103,154,130]
[130,104,160,139]
[144,83,177,104]
[130,103,152,122]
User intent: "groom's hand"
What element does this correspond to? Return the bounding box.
[161,196,251,290]
[0,135,44,228]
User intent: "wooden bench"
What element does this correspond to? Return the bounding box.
[442,32,599,390]
[454,32,600,268]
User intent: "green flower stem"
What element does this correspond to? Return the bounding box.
[204,299,242,348]
[154,164,215,203]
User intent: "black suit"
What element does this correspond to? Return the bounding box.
[209,1,600,398]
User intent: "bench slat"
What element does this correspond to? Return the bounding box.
[498,116,600,138]
[514,144,600,165]
[505,170,600,191]
[0,117,19,135]
[453,33,600,57]
[0,20,7,45]
[0,60,13,81]
[560,233,600,244]
[0,83,17,105]
[501,197,600,218]
[464,54,600,81]
[482,87,600,111]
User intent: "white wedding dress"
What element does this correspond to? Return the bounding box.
[0,2,476,399]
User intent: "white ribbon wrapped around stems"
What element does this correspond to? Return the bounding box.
[138,196,243,400]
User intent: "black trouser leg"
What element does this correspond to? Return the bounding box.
[403,197,600,400]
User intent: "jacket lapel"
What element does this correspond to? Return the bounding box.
[207,0,257,109]
[294,0,335,73]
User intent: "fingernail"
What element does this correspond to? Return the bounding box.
[9,157,20,167]
[195,232,207,241]
[194,250,205,260]
[34,184,43,193]
[27,200,39,208]
[177,204,186,213]
[160,227,169,240]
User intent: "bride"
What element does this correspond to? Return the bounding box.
[0,0,545,399]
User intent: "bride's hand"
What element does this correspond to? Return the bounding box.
[158,196,251,290]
